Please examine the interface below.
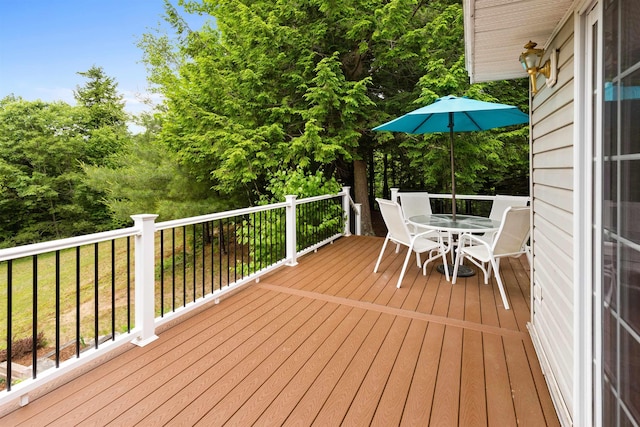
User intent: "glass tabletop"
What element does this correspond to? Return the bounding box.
[408,214,501,232]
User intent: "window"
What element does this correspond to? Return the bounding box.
[602,0,640,424]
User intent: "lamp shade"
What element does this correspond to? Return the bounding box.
[519,41,544,71]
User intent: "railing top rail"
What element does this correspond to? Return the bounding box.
[392,191,530,202]
[155,191,345,231]
[294,192,343,205]
[0,226,139,262]
[429,193,499,201]
[155,202,289,231]
[0,190,351,261]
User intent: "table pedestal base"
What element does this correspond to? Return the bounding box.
[436,264,475,277]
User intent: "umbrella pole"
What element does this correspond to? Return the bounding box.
[449,113,456,221]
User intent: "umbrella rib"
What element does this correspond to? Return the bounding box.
[410,114,435,134]
[463,111,482,130]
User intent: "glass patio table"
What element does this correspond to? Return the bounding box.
[408,214,502,277]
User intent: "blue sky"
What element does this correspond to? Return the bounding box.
[0,1,208,120]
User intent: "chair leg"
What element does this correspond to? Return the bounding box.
[490,258,510,310]
[441,246,450,281]
[452,247,463,284]
[374,236,390,273]
[397,245,414,288]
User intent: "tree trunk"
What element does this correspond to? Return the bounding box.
[353,159,374,235]
[383,153,389,199]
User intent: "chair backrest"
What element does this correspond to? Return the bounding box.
[492,206,531,256]
[376,198,412,244]
[489,195,529,221]
[398,192,432,218]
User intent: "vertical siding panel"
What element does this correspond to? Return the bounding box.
[530,14,576,417]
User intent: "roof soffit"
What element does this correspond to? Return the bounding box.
[464,0,574,83]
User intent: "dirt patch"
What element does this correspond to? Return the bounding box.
[1,343,84,391]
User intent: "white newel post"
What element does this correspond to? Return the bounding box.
[131,214,159,346]
[285,195,298,266]
[390,187,399,203]
[342,186,352,236]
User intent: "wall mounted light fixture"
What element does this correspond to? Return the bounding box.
[519,41,558,95]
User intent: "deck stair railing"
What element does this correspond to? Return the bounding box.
[0,187,360,407]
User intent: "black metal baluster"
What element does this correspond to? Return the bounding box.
[233,218,237,283]
[55,251,61,367]
[172,228,176,312]
[318,201,322,242]
[182,226,186,307]
[127,236,131,332]
[315,201,319,242]
[76,246,81,357]
[297,203,302,252]
[160,230,164,316]
[315,201,318,242]
[218,220,223,288]
[111,241,115,341]
[209,221,216,293]
[7,260,12,391]
[252,213,256,275]
[202,222,206,296]
[269,210,273,266]
[192,224,196,302]
[281,208,284,259]
[33,255,39,376]
[94,243,99,349]
[258,211,264,270]
[227,218,231,285]
[236,216,244,279]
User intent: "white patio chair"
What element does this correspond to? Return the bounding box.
[477,195,529,244]
[398,192,432,218]
[374,198,450,288]
[399,192,452,258]
[452,206,531,309]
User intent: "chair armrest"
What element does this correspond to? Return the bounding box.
[458,232,491,250]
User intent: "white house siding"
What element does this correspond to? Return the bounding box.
[529,15,576,422]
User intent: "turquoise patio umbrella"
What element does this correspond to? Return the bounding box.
[373,95,529,220]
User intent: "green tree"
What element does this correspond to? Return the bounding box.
[74,65,130,166]
[372,2,530,198]
[140,0,450,234]
[83,132,231,227]
[140,0,528,236]
[0,97,109,245]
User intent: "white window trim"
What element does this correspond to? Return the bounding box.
[574,1,602,426]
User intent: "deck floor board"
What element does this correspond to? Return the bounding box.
[0,235,559,426]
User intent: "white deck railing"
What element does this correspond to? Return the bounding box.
[0,187,360,408]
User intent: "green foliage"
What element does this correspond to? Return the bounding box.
[138,0,530,234]
[140,0,392,204]
[83,137,231,227]
[74,66,130,167]
[239,168,343,269]
[0,97,112,245]
[0,66,137,245]
[263,168,342,203]
[371,2,530,197]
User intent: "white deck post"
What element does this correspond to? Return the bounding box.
[285,195,298,266]
[342,186,352,236]
[354,203,362,235]
[131,214,159,346]
[390,187,399,203]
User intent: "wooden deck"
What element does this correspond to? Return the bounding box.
[0,235,559,426]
